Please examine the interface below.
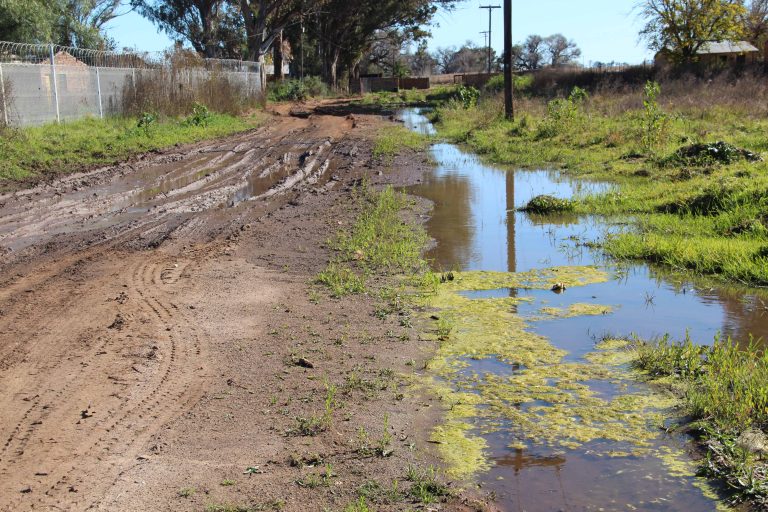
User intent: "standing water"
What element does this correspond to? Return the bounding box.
[401,108,768,511]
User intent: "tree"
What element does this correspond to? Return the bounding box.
[295,0,455,86]
[0,0,58,43]
[409,40,437,75]
[742,0,768,48]
[55,0,122,49]
[545,33,581,66]
[512,34,546,70]
[0,0,119,48]
[638,0,746,63]
[437,41,488,73]
[132,0,244,58]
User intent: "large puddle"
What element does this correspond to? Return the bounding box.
[402,108,767,511]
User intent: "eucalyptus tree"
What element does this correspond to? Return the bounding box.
[131,0,244,58]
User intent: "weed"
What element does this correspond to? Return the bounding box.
[342,497,371,512]
[220,479,236,486]
[296,463,334,488]
[315,262,366,298]
[177,487,195,498]
[357,479,404,504]
[206,501,284,512]
[405,465,451,504]
[435,316,454,341]
[184,102,212,127]
[137,111,158,136]
[640,81,668,154]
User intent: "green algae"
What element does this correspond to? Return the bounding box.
[417,266,721,507]
[436,266,609,293]
[539,303,614,318]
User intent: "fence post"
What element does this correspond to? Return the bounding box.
[0,63,8,126]
[50,44,60,123]
[95,67,103,119]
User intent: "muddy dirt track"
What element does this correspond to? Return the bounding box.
[0,103,483,511]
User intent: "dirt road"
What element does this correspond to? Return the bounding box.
[0,104,476,511]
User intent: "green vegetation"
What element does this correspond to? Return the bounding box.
[267,77,330,102]
[356,85,459,109]
[316,183,428,297]
[432,78,768,285]
[373,125,430,163]
[633,336,768,506]
[0,111,265,186]
[520,194,575,214]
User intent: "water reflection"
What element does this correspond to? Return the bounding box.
[400,108,768,346]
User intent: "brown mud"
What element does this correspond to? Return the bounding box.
[0,101,489,511]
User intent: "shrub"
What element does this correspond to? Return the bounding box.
[268,77,330,102]
[537,86,589,138]
[455,85,480,109]
[519,194,575,214]
[184,102,212,127]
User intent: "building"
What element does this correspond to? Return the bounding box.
[654,40,760,67]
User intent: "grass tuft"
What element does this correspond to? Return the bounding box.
[632,336,768,505]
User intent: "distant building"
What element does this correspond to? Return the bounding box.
[654,41,760,67]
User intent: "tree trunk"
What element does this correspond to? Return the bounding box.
[274,30,284,80]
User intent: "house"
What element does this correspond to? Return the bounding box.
[654,40,760,67]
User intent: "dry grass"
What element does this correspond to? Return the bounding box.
[522,66,768,117]
[122,49,261,117]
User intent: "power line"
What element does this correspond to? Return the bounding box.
[479,4,500,73]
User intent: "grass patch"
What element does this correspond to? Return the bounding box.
[373,125,429,164]
[431,80,768,285]
[0,111,265,187]
[632,336,768,506]
[316,183,427,297]
[519,194,575,214]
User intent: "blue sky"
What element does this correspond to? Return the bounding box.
[106,0,653,65]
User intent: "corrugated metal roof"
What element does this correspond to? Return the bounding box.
[698,41,759,54]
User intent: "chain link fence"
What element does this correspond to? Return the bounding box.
[0,41,263,126]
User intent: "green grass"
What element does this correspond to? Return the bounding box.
[632,336,768,505]
[356,85,460,109]
[316,183,428,297]
[0,111,265,187]
[432,87,768,285]
[373,125,430,164]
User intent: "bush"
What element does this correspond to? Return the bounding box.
[536,86,588,138]
[183,102,212,127]
[268,77,330,102]
[519,194,575,214]
[455,85,479,109]
[484,74,504,94]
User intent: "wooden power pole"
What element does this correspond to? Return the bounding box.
[503,0,514,120]
[480,5,500,73]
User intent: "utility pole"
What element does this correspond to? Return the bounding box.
[480,30,489,50]
[503,0,514,119]
[480,4,500,73]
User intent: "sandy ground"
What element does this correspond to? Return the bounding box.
[0,101,490,511]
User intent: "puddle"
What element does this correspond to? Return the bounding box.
[401,108,765,510]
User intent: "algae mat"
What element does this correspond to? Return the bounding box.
[418,266,722,505]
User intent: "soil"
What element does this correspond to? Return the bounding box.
[0,100,492,511]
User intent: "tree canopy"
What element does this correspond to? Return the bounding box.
[131,0,244,58]
[0,0,120,48]
[639,0,746,63]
